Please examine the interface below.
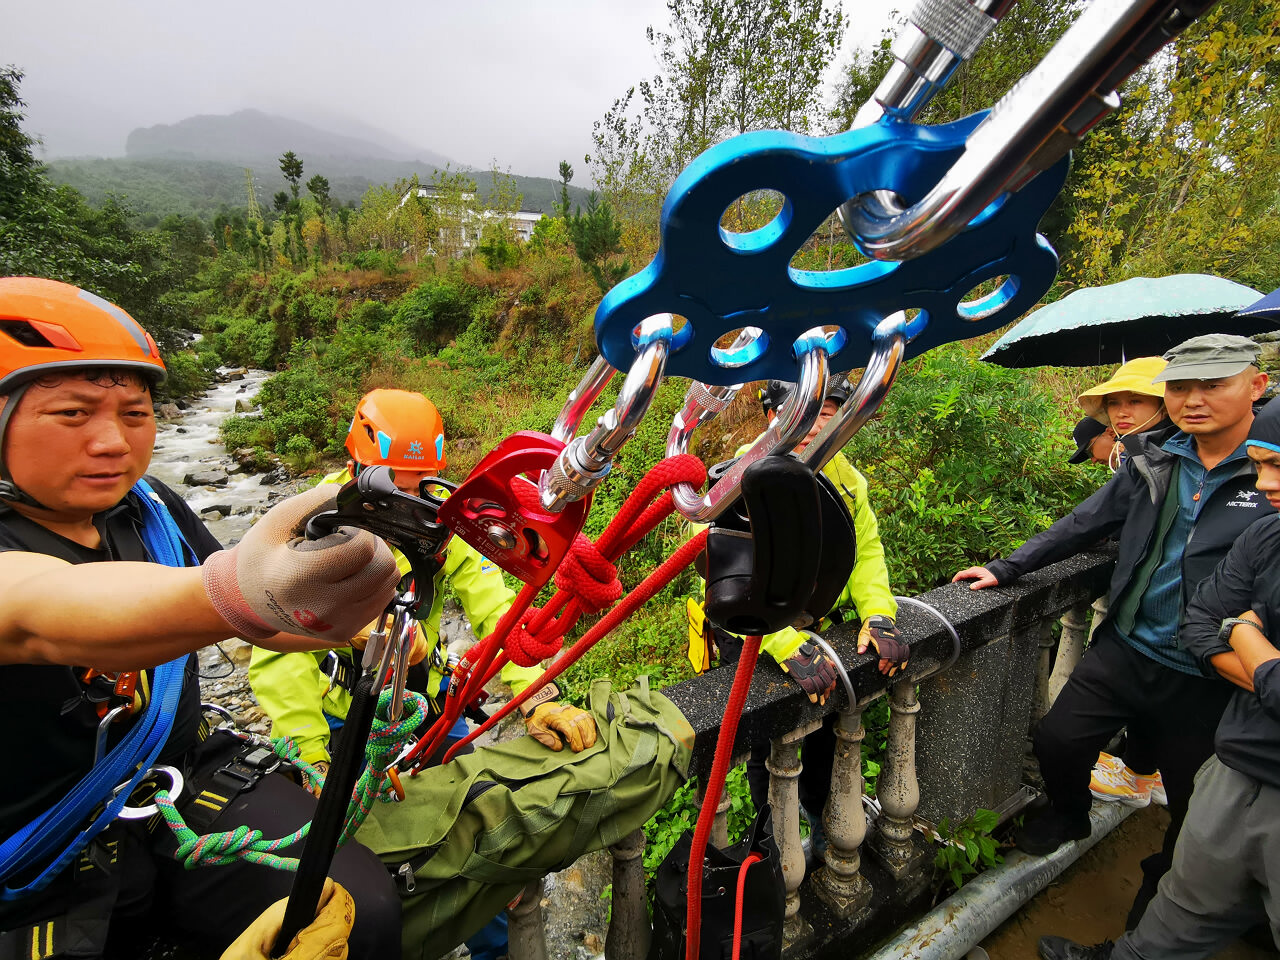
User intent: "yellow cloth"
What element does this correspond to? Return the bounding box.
[219,879,353,960]
[248,469,542,765]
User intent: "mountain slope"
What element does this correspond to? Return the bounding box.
[125,108,454,168]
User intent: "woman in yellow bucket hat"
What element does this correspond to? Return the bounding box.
[1077,356,1170,470]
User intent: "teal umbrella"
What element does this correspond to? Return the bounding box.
[981,274,1268,367]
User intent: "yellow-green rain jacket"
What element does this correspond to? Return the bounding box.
[710,449,897,665]
[248,469,543,765]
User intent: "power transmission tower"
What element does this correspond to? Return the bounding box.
[245,168,263,226]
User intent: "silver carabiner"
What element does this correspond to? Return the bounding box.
[551,355,617,445]
[844,0,1213,260]
[669,329,831,523]
[94,703,131,767]
[849,0,1008,131]
[798,313,908,474]
[540,315,673,512]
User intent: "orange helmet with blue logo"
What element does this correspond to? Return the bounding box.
[345,389,447,473]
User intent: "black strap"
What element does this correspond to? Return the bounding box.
[0,843,119,960]
[321,652,361,694]
[179,737,284,833]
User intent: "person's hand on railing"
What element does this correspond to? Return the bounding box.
[779,641,837,705]
[858,615,909,677]
[952,566,1000,591]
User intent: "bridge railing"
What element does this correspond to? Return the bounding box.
[506,547,1117,959]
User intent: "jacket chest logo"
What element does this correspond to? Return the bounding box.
[1226,488,1261,508]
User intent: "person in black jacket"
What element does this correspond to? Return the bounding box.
[953,334,1272,927]
[1037,396,1280,960]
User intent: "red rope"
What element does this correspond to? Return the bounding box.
[686,634,761,960]
[402,455,706,771]
[732,852,763,960]
[442,529,709,763]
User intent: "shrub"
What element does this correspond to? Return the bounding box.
[156,349,211,400]
[392,276,479,350]
[844,344,1102,594]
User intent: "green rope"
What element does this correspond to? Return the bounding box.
[158,688,432,872]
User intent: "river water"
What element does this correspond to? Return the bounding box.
[147,368,278,545]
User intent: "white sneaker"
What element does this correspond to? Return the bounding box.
[1090,752,1151,807]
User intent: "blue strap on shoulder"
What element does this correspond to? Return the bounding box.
[0,479,194,898]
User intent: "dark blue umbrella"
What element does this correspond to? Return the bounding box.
[1237,285,1280,321]
[981,274,1268,367]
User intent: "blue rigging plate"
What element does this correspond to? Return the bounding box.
[593,111,1069,385]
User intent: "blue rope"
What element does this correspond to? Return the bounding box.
[0,479,192,898]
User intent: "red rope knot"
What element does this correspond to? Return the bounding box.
[506,606,565,667]
[555,533,623,614]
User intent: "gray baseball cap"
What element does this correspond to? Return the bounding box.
[1151,334,1262,383]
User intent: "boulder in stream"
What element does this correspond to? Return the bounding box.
[234,398,255,414]
[184,469,229,487]
[156,402,182,421]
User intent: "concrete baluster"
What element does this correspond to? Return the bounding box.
[767,728,812,947]
[506,878,549,960]
[813,703,873,921]
[605,828,649,960]
[1048,599,1093,706]
[870,680,929,881]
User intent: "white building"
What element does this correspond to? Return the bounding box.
[398,187,544,253]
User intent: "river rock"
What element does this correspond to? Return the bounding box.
[157,402,182,421]
[234,399,255,413]
[175,399,189,410]
[259,467,290,486]
[199,504,233,516]
[184,469,228,487]
[223,367,248,381]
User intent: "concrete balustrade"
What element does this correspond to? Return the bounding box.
[506,547,1117,959]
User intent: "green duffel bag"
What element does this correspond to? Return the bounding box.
[355,676,694,959]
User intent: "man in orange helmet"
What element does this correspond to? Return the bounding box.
[0,277,403,959]
[249,388,598,782]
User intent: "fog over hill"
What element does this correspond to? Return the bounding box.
[47,109,590,221]
[125,109,456,169]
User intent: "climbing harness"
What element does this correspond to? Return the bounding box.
[0,479,192,900]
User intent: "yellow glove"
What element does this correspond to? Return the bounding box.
[523,702,598,753]
[220,879,354,960]
[350,619,431,666]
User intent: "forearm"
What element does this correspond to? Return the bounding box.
[0,560,236,670]
[1229,623,1280,678]
[1209,651,1255,691]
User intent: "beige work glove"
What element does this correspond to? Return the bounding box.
[202,485,399,643]
[523,702,598,753]
[220,878,354,960]
[350,619,431,666]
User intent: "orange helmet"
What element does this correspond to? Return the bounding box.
[345,389,447,473]
[0,277,166,394]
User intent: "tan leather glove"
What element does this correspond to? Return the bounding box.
[202,485,399,643]
[350,620,431,666]
[219,878,354,960]
[523,702,598,753]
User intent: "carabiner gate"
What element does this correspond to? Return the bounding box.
[539,314,673,512]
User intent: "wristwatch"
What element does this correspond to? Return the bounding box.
[1217,617,1259,645]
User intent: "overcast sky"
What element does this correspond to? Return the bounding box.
[8,0,900,181]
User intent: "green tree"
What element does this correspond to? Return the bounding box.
[279,151,304,201]
[568,193,631,294]
[557,160,574,219]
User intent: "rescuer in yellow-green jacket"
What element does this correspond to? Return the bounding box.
[687,375,908,820]
[248,389,597,778]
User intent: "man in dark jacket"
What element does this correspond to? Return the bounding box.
[1037,397,1280,960]
[953,334,1272,926]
